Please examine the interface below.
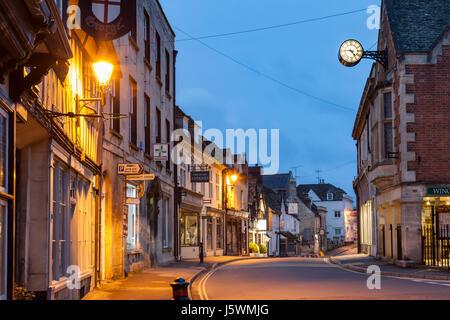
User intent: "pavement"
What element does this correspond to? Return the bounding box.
[83,256,262,300]
[329,253,450,281]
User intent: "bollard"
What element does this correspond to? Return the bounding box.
[170,278,190,300]
[199,242,204,264]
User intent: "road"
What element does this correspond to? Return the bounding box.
[193,258,450,300]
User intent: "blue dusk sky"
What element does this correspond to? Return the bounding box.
[160,0,381,201]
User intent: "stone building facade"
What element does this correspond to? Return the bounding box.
[353,0,450,266]
[101,0,177,278]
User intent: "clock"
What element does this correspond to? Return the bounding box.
[339,39,364,67]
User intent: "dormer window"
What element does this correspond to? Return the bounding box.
[327,192,334,201]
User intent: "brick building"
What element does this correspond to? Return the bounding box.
[353,0,450,266]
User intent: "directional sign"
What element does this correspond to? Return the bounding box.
[126,174,155,181]
[126,198,140,205]
[118,163,144,175]
[154,144,169,161]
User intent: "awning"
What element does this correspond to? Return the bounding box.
[277,231,298,240]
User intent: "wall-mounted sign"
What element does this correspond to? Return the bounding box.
[427,187,450,196]
[126,198,140,205]
[79,0,136,41]
[154,144,169,161]
[288,203,298,214]
[191,171,210,183]
[118,163,143,175]
[126,174,155,181]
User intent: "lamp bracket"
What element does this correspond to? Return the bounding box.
[363,50,388,70]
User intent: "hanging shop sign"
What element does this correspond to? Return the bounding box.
[79,0,136,41]
[191,171,210,183]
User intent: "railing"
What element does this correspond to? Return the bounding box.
[422,224,450,269]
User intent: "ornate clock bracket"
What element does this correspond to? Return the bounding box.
[362,50,388,70]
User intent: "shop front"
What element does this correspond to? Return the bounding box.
[204,207,225,257]
[226,210,249,256]
[179,187,203,259]
[421,187,450,268]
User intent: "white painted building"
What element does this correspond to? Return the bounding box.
[297,183,353,243]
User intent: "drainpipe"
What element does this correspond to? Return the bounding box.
[173,50,180,262]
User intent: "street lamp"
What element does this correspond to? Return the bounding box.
[92,61,114,87]
[230,174,238,183]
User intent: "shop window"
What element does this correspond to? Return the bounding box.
[207,217,213,250]
[216,217,223,249]
[127,184,139,250]
[52,162,69,281]
[181,214,199,246]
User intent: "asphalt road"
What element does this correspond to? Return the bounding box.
[193,258,450,300]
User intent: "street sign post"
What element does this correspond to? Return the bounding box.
[118,163,144,175]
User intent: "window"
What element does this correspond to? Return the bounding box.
[155,31,161,79]
[129,7,137,43]
[127,184,139,250]
[216,217,223,249]
[384,122,393,158]
[383,92,393,159]
[180,166,186,187]
[165,50,170,93]
[216,174,220,201]
[144,95,151,155]
[327,193,333,201]
[181,214,199,246]
[162,199,170,249]
[384,92,392,119]
[111,78,120,132]
[156,107,161,143]
[209,182,213,199]
[240,190,244,209]
[144,10,150,62]
[52,162,68,281]
[0,111,8,190]
[0,203,6,299]
[334,211,341,218]
[129,78,137,146]
[335,228,341,236]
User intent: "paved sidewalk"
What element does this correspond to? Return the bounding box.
[326,243,357,257]
[330,254,450,281]
[83,256,254,300]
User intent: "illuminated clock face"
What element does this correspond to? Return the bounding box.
[339,39,364,67]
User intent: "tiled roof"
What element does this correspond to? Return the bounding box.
[384,0,450,53]
[262,187,283,212]
[262,174,291,190]
[297,183,346,202]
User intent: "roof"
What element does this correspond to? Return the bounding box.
[297,183,347,202]
[262,174,291,190]
[384,0,450,53]
[262,187,283,212]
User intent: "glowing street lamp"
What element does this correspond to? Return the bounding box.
[92,61,114,87]
[230,174,238,183]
